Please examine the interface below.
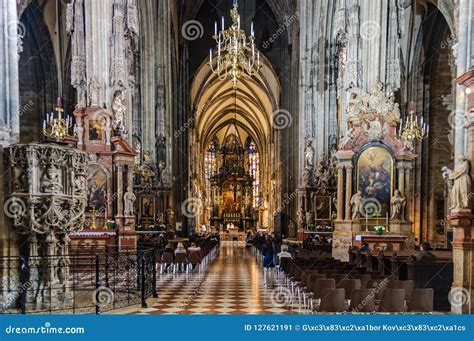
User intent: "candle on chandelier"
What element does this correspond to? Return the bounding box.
[251,22,254,36]
[209,48,212,63]
[238,15,240,30]
[214,21,217,36]
[221,17,224,30]
[43,120,46,129]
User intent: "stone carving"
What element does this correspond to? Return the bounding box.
[110,3,127,87]
[444,155,472,210]
[304,139,315,169]
[305,211,314,227]
[297,209,306,231]
[105,118,112,146]
[302,167,314,187]
[40,166,63,193]
[74,119,84,145]
[346,82,400,124]
[124,190,136,216]
[361,117,389,141]
[350,191,363,221]
[339,128,354,149]
[390,189,406,221]
[88,77,100,106]
[112,91,127,136]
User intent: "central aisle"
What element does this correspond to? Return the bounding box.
[128,241,301,314]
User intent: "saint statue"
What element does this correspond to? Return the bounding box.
[390,190,406,221]
[305,211,314,227]
[350,191,363,221]
[297,209,306,231]
[445,155,472,210]
[304,139,315,170]
[40,166,63,193]
[123,190,136,216]
[112,90,126,132]
[74,119,84,145]
[339,127,354,149]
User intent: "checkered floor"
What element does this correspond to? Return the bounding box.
[113,242,307,315]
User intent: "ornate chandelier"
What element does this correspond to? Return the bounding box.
[399,109,428,142]
[209,0,261,89]
[43,97,73,140]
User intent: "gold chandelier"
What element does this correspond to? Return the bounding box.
[399,109,428,142]
[209,0,261,89]
[43,97,73,140]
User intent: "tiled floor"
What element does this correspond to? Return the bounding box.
[114,241,306,315]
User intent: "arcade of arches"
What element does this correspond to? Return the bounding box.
[1,0,474,314]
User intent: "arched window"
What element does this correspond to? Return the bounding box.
[204,140,218,204]
[248,141,259,207]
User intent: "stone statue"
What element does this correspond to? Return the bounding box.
[123,190,136,216]
[303,168,314,187]
[390,189,406,221]
[112,90,126,133]
[339,127,354,149]
[40,166,63,193]
[105,118,112,146]
[297,209,305,231]
[89,77,100,106]
[288,221,296,238]
[350,191,363,221]
[304,139,315,170]
[74,119,84,145]
[305,211,314,227]
[445,155,472,210]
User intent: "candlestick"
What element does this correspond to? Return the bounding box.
[386,212,389,232]
[365,214,368,232]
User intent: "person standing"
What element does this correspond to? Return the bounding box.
[261,236,275,287]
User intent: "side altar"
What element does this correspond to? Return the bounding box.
[70,91,138,250]
[332,83,417,261]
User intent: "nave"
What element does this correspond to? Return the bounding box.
[114,242,300,315]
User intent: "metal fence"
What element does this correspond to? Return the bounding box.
[0,247,157,314]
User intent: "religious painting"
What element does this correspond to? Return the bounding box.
[86,165,107,212]
[141,196,155,217]
[315,196,332,220]
[357,146,393,217]
[88,120,104,141]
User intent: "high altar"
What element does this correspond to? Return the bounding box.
[332,83,417,261]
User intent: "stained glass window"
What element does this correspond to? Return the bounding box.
[248,141,260,207]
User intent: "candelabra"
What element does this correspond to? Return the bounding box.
[43,97,73,140]
[399,109,428,142]
[209,0,261,89]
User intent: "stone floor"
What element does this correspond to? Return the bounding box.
[111,241,306,315]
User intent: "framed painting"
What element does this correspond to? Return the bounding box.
[86,165,107,212]
[88,119,104,141]
[140,195,155,217]
[315,196,332,220]
[356,146,393,217]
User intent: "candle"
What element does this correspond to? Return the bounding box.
[251,22,254,36]
[43,120,46,129]
[214,21,217,35]
[209,49,212,63]
[221,17,224,30]
[238,15,240,30]
[365,214,368,232]
[386,212,389,231]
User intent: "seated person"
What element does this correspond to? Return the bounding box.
[359,242,370,252]
[277,245,293,260]
[175,242,187,255]
[187,242,202,270]
[412,242,437,263]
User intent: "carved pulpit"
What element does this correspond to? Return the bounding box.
[71,106,137,249]
[332,83,417,261]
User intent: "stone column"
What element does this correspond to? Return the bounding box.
[0,0,19,145]
[397,163,405,195]
[448,210,474,314]
[336,164,344,221]
[116,164,124,216]
[345,165,353,221]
